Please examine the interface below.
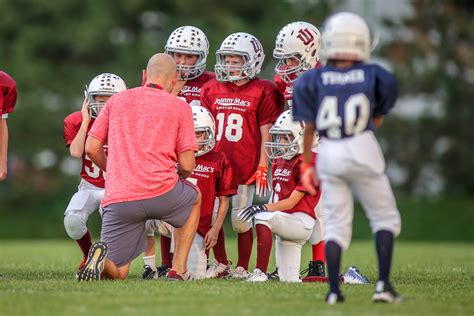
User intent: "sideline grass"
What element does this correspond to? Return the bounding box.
[0,239,473,316]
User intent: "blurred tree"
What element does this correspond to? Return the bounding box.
[379,0,474,195]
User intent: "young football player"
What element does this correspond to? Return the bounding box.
[142,25,224,279]
[293,12,402,304]
[238,110,321,282]
[0,71,17,181]
[63,73,126,276]
[143,106,236,279]
[272,21,327,281]
[201,32,285,278]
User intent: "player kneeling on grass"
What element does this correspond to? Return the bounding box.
[63,73,126,277]
[238,110,320,282]
[143,106,236,280]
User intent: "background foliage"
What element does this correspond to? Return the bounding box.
[0,0,472,239]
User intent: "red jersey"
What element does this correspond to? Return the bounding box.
[201,78,284,185]
[274,62,321,109]
[177,71,215,106]
[187,150,236,237]
[64,111,106,188]
[274,74,294,109]
[0,71,17,116]
[270,153,320,219]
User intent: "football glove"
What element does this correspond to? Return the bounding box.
[238,204,268,223]
[245,165,269,197]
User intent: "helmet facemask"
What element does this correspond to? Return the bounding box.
[87,92,114,119]
[166,49,207,81]
[215,52,253,82]
[265,129,300,160]
[274,53,312,84]
[195,127,215,157]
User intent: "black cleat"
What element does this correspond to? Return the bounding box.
[142,265,158,280]
[301,260,325,278]
[325,292,345,304]
[77,242,108,282]
[157,264,171,278]
[267,268,279,280]
[372,280,403,303]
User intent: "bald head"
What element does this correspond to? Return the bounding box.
[145,53,177,92]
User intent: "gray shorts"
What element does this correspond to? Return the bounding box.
[101,179,198,267]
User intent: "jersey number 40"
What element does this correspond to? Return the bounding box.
[316,93,370,139]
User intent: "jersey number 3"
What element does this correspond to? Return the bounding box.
[316,93,370,139]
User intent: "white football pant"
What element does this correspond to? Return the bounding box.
[145,219,207,279]
[317,131,401,250]
[255,211,315,282]
[308,199,325,245]
[231,184,256,233]
[64,179,104,240]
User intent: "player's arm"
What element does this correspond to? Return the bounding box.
[177,150,195,178]
[0,118,8,181]
[85,135,107,171]
[204,195,229,250]
[265,189,305,211]
[258,123,272,167]
[69,97,90,158]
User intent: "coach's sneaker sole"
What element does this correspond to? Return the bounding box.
[77,242,108,282]
[167,270,192,281]
[372,280,403,303]
[326,292,345,304]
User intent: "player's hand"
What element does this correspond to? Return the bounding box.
[245,165,269,197]
[238,204,268,223]
[204,226,219,250]
[81,97,91,123]
[300,162,319,196]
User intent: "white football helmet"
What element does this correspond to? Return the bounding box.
[273,21,321,83]
[165,26,209,80]
[264,110,319,160]
[215,32,265,82]
[321,12,371,62]
[191,105,216,156]
[85,73,126,118]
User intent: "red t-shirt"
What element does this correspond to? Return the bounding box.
[270,153,320,219]
[0,71,17,117]
[89,86,198,207]
[177,71,215,106]
[201,78,284,185]
[187,150,236,237]
[63,111,106,188]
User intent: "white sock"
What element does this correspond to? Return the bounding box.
[143,255,157,271]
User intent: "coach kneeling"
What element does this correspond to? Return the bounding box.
[80,53,201,281]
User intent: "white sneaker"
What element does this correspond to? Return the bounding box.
[246,268,268,282]
[206,260,231,279]
[230,266,250,279]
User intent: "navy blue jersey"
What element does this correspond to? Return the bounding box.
[292,63,397,139]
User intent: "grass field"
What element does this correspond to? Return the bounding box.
[1,239,473,316]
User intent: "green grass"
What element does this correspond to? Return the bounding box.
[0,239,473,316]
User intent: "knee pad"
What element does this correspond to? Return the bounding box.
[187,235,207,279]
[231,208,252,233]
[309,218,324,245]
[64,214,86,240]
